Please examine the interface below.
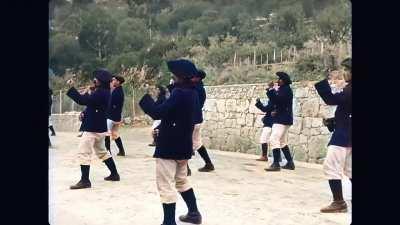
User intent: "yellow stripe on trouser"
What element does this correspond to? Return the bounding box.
[323,145,352,179]
[156,158,192,204]
[77,132,112,165]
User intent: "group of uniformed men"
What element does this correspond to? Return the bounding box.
[62,57,352,224]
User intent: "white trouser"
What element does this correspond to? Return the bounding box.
[323,145,352,179]
[192,123,203,151]
[259,127,272,144]
[269,124,290,149]
[78,132,112,165]
[156,158,191,203]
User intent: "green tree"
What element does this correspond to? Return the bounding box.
[78,7,118,61]
[115,18,149,52]
[49,33,82,75]
[315,1,351,44]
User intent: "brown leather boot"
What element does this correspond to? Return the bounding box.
[256,155,268,161]
[320,200,348,213]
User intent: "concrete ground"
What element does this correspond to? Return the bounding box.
[49,127,352,225]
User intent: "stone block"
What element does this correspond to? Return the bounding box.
[320,126,330,135]
[311,118,323,127]
[294,87,308,98]
[287,133,300,146]
[307,136,329,159]
[310,128,321,136]
[236,99,250,113]
[293,99,302,117]
[226,99,237,110]
[318,105,336,118]
[245,114,255,127]
[216,99,226,113]
[299,134,308,144]
[204,99,217,112]
[292,145,308,162]
[289,116,302,134]
[302,98,320,117]
[303,117,312,128]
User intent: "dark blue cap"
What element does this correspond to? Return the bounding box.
[167,59,198,79]
[93,69,112,83]
[276,71,292,85]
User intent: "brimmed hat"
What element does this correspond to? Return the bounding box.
[196,69,206,79]
[341,58,351,70]
[276,71,292,85]
[167,59,198,79]
[113,75,125,84]
[93,69,112,83]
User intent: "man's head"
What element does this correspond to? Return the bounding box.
[111,75,125,88]
[167,59,198,84]
[340,58,352,82]
[276,71,292,86]
[93,69,112,88]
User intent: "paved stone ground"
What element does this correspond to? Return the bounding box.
[49,127,352,225]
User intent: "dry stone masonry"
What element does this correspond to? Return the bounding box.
[202,82,338,164]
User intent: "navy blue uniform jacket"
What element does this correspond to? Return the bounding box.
[67,87,110,133]
[255,99,275,127]
[315,79,352,147]
[193,81,206,124]
[139,87,199,160]
[106,86,124,122]
[267,85,293,125]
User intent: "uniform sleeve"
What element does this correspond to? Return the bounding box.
[67,87,103,107]
[112,88,124,111]
[267,86,292,104]
[255,100,274,113]
[139,90,181,120]
[315,79,347,106]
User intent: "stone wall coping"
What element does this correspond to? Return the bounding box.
[204,81,318,88]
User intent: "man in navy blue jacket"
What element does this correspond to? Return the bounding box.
[139,59,203,225]
[315,58,352,213]
[190,69,215,173]
[265,72,295,172]
[105,75,126,156]
[66,69,121,190]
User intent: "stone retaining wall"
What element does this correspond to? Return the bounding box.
[202,82,337,164]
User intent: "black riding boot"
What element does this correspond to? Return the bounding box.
[197,146,215,172]
[179,188,202,224]
[321,180,348,213]
[281,145,295,170]
[115,137,125,156]
[103,158,120,181]
[265,148,281,171]
[70,165,91,189]
[256,143,268,161]
[162,203,177,225]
